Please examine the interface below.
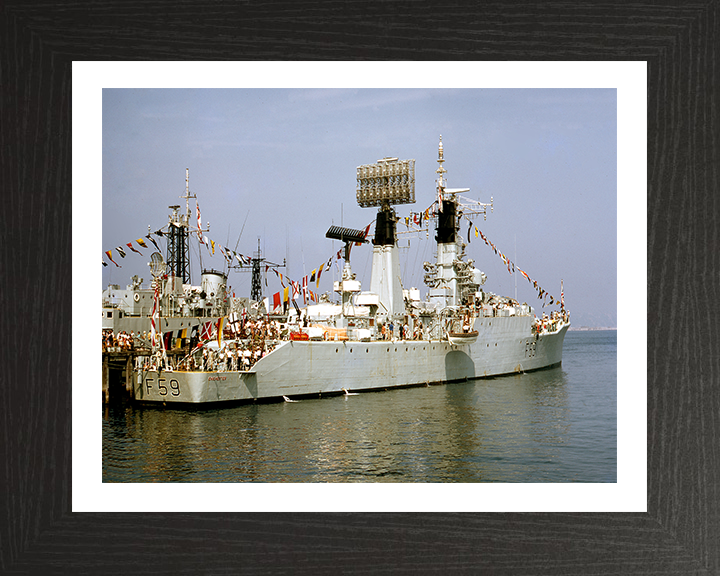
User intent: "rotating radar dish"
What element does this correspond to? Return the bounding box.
[149,252,166,278]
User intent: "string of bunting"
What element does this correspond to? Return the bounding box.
[465,216,561,308]
[402,201,437,230]
[397,201,561,309]
[103,210,374,312]
[267,222,372,313]
[103,233,161,267]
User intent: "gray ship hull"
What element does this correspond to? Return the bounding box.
[133,317,568,404]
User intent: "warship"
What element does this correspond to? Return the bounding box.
[102,169,277,348]
[130,138,570,405]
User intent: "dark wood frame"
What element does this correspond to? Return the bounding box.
[2,2,717,574]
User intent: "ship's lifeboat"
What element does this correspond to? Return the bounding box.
[448,330,479,345]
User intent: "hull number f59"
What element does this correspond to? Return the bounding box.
[144,377,180,396]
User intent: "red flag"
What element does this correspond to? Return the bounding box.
[127,242,142,255]
[273,291,281,312]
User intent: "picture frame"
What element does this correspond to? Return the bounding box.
[1,2,714,573]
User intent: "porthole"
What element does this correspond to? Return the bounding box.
[366,349,369,353]
[336,349,339,353]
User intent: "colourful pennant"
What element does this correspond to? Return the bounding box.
[105,250,120,267]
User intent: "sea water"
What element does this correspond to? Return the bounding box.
[102,330,616,483]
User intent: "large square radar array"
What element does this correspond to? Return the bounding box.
[356,158,415,208]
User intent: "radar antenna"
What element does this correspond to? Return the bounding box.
[149,251,166,278]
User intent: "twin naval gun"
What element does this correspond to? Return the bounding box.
[133,138,569,405]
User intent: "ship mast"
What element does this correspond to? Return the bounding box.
[166,169,194,285]
[427,136,492,310]
[181,168,196,283]
[436,134,447,203]
[356,154,415,321]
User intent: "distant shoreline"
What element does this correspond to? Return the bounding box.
[567,326,617,331]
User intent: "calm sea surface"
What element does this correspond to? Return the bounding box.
[102,330,616,483]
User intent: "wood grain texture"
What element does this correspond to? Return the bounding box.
[1,1,717,574]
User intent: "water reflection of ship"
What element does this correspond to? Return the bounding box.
[105,369,570,483]
[439,367,570,482]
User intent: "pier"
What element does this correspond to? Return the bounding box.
[103,347,195,403]
[102,347,144,403]
[102,345,198,403]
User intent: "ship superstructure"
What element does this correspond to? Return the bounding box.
[102,169,275,344]
[128,138,570,405]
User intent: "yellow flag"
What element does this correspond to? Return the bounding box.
[216,317,224,347]
[176,328,187,349]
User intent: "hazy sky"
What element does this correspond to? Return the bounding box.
[102,88,617,327]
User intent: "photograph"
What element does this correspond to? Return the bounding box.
[100,86,618,485]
